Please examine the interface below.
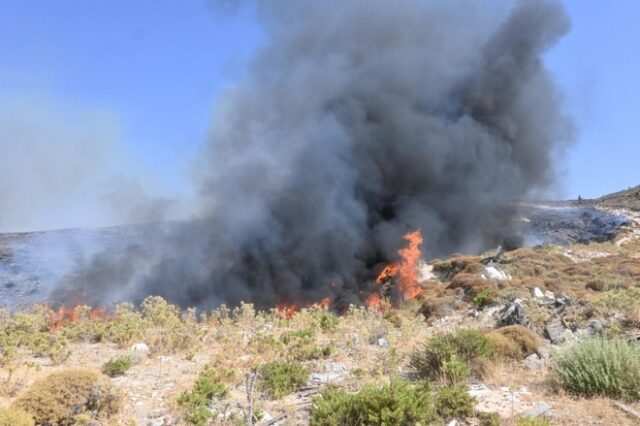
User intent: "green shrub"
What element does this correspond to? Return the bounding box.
[13,369,120,425]
[478,411,501,426]
[281,329,315,345]
[472,289,495,309]
[0,406,34,426]
[177,368,230,425]
[101,355,133,377]
[259,361,309,399]
[554,336,640,400]
[435,385,475,419]
[413,329,493,382]
[441,355,470,385]
[311,380,436,426]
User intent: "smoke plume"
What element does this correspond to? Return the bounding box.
[53,0,572,309]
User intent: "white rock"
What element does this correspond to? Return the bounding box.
[310,372,344,384]
[527,402,553,418]
[377,337,388,347]
[482,266,509,281]
[130,342,150,354]
[418,261,436,282]
[447,420,458,426]
[533,287,544,298]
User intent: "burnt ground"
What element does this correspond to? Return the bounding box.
[0,189,636,310]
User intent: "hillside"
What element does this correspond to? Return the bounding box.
[1,189,640,425]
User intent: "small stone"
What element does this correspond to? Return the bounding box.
[447,419,458,426]
[537,346,551,360]
[523,353,543,370]
[468,383,491,397]
[527,402,553,418]
[377,337,388,347]
[545,320,573,345]
[533,287,544,298]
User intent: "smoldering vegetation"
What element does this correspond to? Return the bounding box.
[47,0,574,309]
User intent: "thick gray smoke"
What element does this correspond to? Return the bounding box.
[52,0,572,309]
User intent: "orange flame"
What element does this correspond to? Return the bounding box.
[275,297,330,319]
[49,305,108,332]
[369,229,424,305]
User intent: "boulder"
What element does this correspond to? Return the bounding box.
[498,299,530,327]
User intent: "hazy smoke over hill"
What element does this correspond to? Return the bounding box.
[52,0,572,308]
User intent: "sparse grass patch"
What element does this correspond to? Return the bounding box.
[554,336,640,400]
[13,369,120,425]
[259,361,309,399]
[516,416,552,426]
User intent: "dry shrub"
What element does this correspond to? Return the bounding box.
[586,279,606,292]
[0,406,34,426]
[447,273,497,298]
[618,260,640,278]
[432,255,483,277]
[420,296,455,321]
[486,332,521,360]
[13,369,120,425]
[490,326,541,359]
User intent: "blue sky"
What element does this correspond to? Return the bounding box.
[0,0,638,230]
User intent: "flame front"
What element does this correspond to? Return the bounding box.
[368,229,424,306]
[49,305,108,332]
[275,297,330,319]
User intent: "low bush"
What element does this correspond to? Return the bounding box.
[259,361,309,399]
[281,329,315,345]
[311,380,436,426]
[472,289,495,309]
[13,369,120,425]
[435,385,476,419]
[0,406,34,426]
[102,355,133,377]
[487,325,541,360]
[412,329,493,382]
[178,367,230,425]
[554,336,640,400]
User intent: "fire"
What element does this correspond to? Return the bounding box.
[49,305,108,332]
[275,297,330,319]
[369,229,424,305]
[364,292,382,310]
